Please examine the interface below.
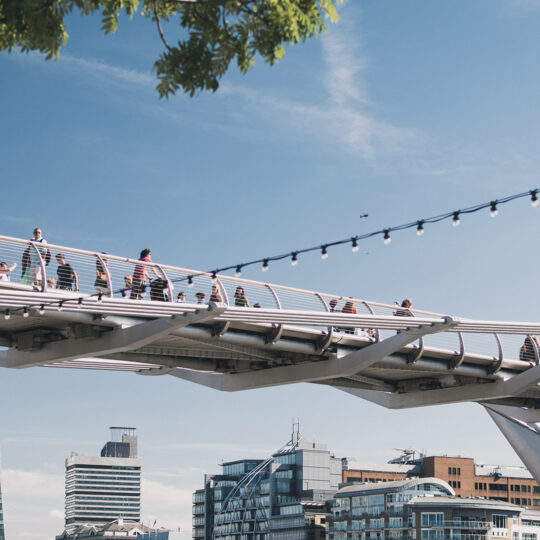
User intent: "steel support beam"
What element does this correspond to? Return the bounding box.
[0,306,225,369]
[484,404,540,484]
[169,317,457,391]
[337,364,540,409]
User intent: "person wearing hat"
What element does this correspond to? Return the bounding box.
[195,292,206,304]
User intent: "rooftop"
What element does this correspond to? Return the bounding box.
[475,463,533,479]
[408,496,524,512]
[335,477,454,498]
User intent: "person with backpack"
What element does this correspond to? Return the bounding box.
[21,227,49,287]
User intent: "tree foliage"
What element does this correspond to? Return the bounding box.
[0,0,341,96]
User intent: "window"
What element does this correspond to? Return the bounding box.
[421,530,444,539]
[421,513,444,527]
[457,468,461,476]
[493,514,508,529]
[453,467,457,475]
[457,481,461,489]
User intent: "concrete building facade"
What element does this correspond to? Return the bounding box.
[64,427,141,531]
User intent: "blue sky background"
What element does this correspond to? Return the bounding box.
[2,0,540,537]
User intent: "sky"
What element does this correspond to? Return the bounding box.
[1,0,540,537]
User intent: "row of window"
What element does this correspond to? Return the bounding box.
[67,474,140,481]
[67,501,139,509]
[448,467,461,476]
[67,495,138,502]
[66,464,140,471]
[511,484,533,492]
[510,497,532,505]
[67,480,140,487]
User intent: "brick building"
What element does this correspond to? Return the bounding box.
[343,451,540,510]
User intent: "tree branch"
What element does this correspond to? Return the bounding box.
[153,2,172,51]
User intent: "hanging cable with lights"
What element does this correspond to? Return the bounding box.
[2,187,538,318]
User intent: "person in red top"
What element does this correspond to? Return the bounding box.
[131,248,159,299]
[341,297,357,334]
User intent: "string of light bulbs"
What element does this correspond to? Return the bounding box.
[3,187,539,319]
[202,187,539,277]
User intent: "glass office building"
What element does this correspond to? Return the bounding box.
[193,432,341,540]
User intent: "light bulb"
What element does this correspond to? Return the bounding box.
[416,221,424,236]
[321,246,328,260]
[531,190,539,207]
[235,266,242,278]
[211,272,217,284]
[351,238,359,253]
[188,276,194,288]
[262,260,269,272]
[23,307,29,318]
[291,253,298,266]
[383,230,391,245]
[58,301,63,312]
[39,305,45,315]
[452,212,461,227]
[490,201,498,218]
[4,310,10,321]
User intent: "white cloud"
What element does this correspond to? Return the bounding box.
[321,23,368,106]
[3,468,64,497]
[1,467,198,538]
[217,6,421,160]
[7,6,421,161]
[140,477,193,534]
[2,469,65,538]
[59,54,155,88]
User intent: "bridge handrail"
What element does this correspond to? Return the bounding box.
[0,234,440,317]
[0,234,538,370]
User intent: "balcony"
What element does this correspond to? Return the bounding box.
[444,520,491,530]
[423,521,491,530]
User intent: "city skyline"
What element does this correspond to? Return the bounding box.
[2,0,540,538]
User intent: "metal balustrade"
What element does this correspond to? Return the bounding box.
[1,234,539,373]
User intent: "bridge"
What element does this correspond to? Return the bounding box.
[0,234,539,482]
